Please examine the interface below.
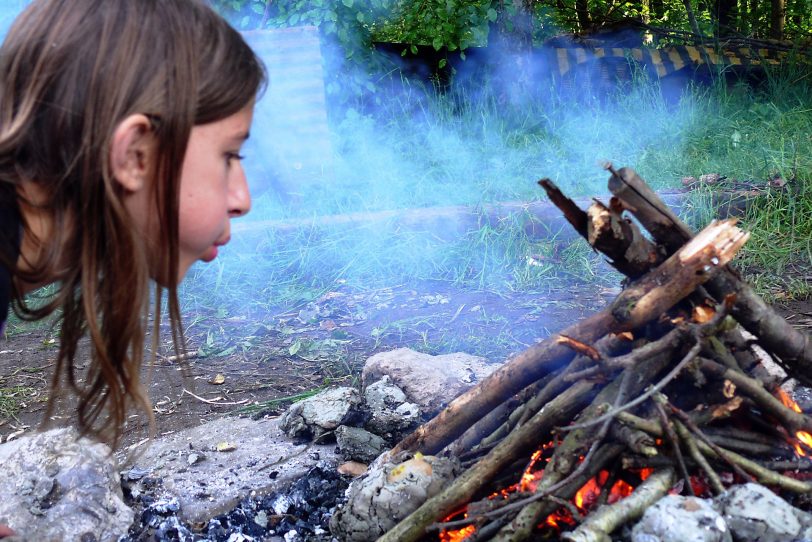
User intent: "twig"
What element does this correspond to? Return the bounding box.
[674,420,725,495]
[181,388,250,406]
[653,397,694,496]
[159,351,199,364]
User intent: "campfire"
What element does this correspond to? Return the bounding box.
[331,166,812,542]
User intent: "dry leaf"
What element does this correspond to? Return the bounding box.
[209,373,226,385]
[556,335,601,361]
[337,461,368,477]
[216,441,237,452]
[712,396,743,419]
[319,319,337,331]
[693,304,716,324]
[722,380,737,399]
[682,499,703,512]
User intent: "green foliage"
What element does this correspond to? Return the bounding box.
[373,0,494,51]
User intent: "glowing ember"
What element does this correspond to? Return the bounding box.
[776,388,812,456]
[638,468,654,481]
[439,524,476,542]
[607,479,634,504]
[574,472,606,510]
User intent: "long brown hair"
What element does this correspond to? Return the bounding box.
[0,0,265,448]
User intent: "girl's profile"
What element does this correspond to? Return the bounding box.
[0,0,266,456]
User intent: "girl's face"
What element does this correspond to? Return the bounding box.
[176,104,254,279]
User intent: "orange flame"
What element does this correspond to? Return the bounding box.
[439,524,476,542]
[607,479,635,504]
[775,388,812,456]
[638,468,654,481]
[574,474,604,510]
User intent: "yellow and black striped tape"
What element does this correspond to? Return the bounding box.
[551,45,787,78]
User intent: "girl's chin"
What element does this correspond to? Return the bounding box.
[200,245,219,263]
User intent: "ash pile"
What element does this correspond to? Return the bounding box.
[329,166,812,542]
[121,465,346,542]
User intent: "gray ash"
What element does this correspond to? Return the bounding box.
[121,466,349,541]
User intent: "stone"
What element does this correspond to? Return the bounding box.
[279,386,363,440]
[361,348,494,415]
[330,451,460,542]
[714,483,812,542]
[363,375,420,440]
[0,427,133,542]
[119,416,338,524]
[631,495,731,542]
[335,425,387,463]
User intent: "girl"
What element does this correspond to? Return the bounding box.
[0,0,266,451]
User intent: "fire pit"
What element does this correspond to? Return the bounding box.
[328,166,812,542]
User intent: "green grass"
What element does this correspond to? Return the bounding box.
[236,388,326,417]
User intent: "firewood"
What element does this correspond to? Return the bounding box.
[489,345,679,541]
[390,219,748,458]
[370,168,812,542]
[539,179,663,278]
[674,420,726,495]
[607,166,812,385]
[699,357,812,433]
[375,381,598,542]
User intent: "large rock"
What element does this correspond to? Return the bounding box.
[631,495,731,542]
[715,483,812,542]
[335,425,387,463]
[363,375,420,441]
[280,386,363,440]
[330,451,460,542]
[362,348,494,414]
[0,427,133,542]
[120,416,338,524]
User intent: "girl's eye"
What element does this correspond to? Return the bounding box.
[226,152,245,163]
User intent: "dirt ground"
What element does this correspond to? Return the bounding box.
[1,276,810,451]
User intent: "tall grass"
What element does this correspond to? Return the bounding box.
[183,63,812,315]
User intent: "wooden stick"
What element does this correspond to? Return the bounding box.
[699,357,812,433]
[674,420,725,495]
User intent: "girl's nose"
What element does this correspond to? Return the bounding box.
[229,164,251,217]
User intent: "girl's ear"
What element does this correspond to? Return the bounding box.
[110,114,156,193]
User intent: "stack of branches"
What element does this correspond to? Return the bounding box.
[375,166,812,542]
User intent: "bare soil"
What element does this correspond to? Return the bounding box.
[1,277,810,451]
